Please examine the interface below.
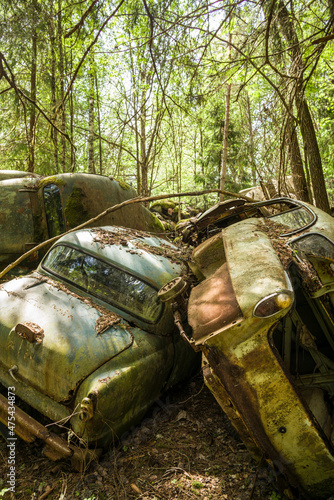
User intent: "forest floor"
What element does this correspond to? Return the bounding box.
[0,374,287,500]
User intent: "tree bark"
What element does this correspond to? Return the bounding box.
[245,93,257,185]
[88,64,95,174]
[298,98,329,210]
[70,49,75,172]
[28,19,37,173]
[219,30,232,202]
[95,74,103,175]
[286,118,309,202]
[140,69,148,197]
[276,0,330,212]
[58,0,66,173]
[49,0,58,173]
[219,82,231,201]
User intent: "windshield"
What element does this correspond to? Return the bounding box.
[42,245,163,324]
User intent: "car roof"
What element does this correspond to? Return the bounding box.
[40,226,186,289]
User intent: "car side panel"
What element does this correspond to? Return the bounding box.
[71,327,174,444]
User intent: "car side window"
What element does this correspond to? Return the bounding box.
[42,245,163,324]
[290,233,334,261]
[43,184,65,237]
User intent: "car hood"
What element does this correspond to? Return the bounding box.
[0,275,133,402]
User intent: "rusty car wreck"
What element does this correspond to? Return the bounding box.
[1,192,334,497]
[0,170,161,270]
[169,198,334,499]
[0,226,199,468]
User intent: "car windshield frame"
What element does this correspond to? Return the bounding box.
[266,199,317,236]
[233,197,316,236]
[41,244,164,325]
[191,197,317,238]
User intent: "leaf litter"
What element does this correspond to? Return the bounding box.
[0,375,287,500]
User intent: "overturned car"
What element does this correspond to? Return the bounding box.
[0,227,198,467]
[170,198,334,499]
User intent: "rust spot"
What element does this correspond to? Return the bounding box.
[98,376,112,384]
[15,322,44,344]
[206,345,298,488]
[95,312,121,335]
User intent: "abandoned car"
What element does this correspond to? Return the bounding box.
[172,198,334,499]
[0,170,161,270]
[0,226,198,466]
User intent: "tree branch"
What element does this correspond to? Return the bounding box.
[0,188,255,278]
[65,0,99,38]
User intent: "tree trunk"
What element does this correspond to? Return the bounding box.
[286,118,309,202]
[28,21,37,173]
[49,0,58,173]
[95,74,103,175]
[298,97,329,210]
[245,92,257,184]
[219,82,231,201]
[140,69,148,197]
[70,49,75,172]
[88,64,95,174]
[276,0,330,213]
[58,0,66,173]
[219,30,232,202]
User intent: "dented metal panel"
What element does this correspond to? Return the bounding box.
[187,200,334,499]
[0,178,36,261]
[188,263,243,342]
[0,225,199,457]
[0,171,163,270]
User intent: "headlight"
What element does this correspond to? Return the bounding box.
[253,292,293,318]
[79,394,96,421]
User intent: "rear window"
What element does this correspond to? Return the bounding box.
[42,245,163,324]
[43,184,65,237]
[269,206,314,232]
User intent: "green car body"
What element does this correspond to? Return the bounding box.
[0,170,162,270]
[184,198,334,499]
[0,226,198,462]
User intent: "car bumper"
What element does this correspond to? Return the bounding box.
[0,392,100,470]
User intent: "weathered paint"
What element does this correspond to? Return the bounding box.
[188,263,243,342]
[0,177,37,262]
[0,227,199,452]
[0,277,134,401]
[53,173,155,231]
[188,207,334,499]
[0,171,163,270]
[190,232,226,279]
[71,328,175,444]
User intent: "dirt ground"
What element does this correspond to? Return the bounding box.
[0,374,287,500]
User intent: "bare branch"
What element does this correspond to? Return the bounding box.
[0,189,255,278]
[60,0,126,110]
[65,0,99,38]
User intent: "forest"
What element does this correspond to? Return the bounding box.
[0,0,334,214]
